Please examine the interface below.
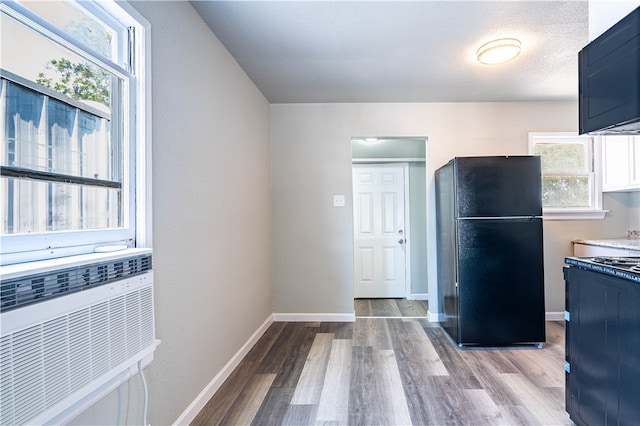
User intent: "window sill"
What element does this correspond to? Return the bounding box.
[542,209,608,221]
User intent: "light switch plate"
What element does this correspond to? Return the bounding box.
[333,195,345,207]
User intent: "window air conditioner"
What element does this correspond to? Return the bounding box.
[0,249,156,425]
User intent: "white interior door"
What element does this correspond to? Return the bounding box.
[353,164,407,298]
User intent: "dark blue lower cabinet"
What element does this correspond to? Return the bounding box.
[564,266,640,425]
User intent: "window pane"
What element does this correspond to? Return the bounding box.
[47,97,116,181]
[3,83,46,171]
[1,5,125,239]
[3,81,117,180]
[1,10,113,113]
[78,110,114,181]
[16,0,118,62]
[542,175,590,207]
[48,96,77,174]
[2,79,122,235]
[1,0,140,262]
[3,178,121,234]
[534,142,587,174]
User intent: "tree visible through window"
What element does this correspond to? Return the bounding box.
[36,58,111,106]
[1,0,149,264]
[529,133,603,219]
[534,140,590,207]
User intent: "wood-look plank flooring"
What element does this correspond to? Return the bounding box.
[192,319,569,425]
[355,299,429,318]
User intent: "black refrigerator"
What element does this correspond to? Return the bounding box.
[435,156,546,347]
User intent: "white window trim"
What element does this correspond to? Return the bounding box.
[0,0,152,265]
[528,132,607,221]
[118,1,153,250]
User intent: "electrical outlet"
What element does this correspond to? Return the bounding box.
[333,195,345,207]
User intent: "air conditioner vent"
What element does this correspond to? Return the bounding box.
[0,254,152,312]
[0,279,155,426]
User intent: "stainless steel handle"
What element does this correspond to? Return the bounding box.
[398,238,405,244]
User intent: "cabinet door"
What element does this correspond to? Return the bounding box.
[617,290,640,423]
[602,136,632,191]
[578,8,640,134]
[566,268,608,426]
[566,267,640,426]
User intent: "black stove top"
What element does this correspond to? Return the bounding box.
[565,256,640,284]
[592,256,640,272]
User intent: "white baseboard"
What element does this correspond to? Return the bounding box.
[272,312,356,322]
[173,315,274,425]
[427,311,565,322]
[545,311,565,321]
[407,293,428,300]
[427,311,446,322]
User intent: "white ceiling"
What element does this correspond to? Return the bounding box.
[190,1,589,104]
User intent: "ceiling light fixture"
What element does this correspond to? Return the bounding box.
[476,38,521,65]
[363,137,379,143]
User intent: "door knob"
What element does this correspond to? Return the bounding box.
[398,239,405,244]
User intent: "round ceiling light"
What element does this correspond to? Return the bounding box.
[476,38,521,65]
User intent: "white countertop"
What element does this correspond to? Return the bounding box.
[572,238,640,251]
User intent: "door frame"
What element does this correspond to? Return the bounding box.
[351,162,411,298]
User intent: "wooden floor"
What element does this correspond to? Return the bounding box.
[355,298,429,318]
[192,316,569,425]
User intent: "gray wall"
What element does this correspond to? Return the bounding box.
[72,2,272,424]
[270,102,632,317]
[620,191,640,231]
[409,162,428,294]
[139,3,272,423]
[270,105,355,314]
[68,2,639,423]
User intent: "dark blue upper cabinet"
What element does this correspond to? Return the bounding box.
[579,6,640,135]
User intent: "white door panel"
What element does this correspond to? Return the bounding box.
[359,247,375,281]
[353,164,406,298]
[382,192,398,234]
[357,193,374,235]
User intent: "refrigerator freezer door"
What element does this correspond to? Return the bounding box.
[456,217,546,346]
[455,156,542,218]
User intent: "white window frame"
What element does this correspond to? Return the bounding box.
[0,0,151,265]
[528,132,607,220]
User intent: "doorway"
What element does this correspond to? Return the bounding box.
[351,137,428,301]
